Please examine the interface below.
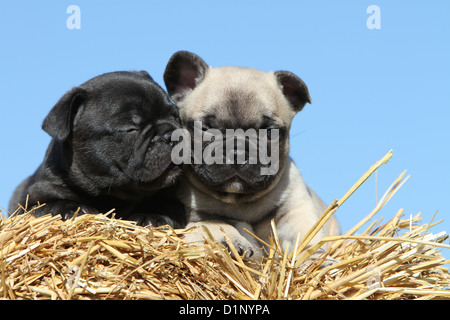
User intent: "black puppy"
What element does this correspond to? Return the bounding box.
[9,71,185,228]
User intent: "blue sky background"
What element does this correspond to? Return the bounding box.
[1,1,449,262]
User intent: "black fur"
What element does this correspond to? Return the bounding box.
[9,71,185,228]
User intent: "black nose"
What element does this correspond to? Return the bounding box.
[161,131,172,142]
[153,130,174,145]
[234,149,248,166]
[163,131,177,147]
[154,120,179,144]
[224,148,249,168]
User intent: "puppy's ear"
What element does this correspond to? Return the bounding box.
[163,51,209,103]
[137,70,153,80]
[274,71,312,112]
[42,87,87,141]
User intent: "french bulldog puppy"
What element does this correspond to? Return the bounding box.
[164,51,340,257]
[9,71,185,228]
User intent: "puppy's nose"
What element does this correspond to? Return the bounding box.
[154,121,176,144]
[154,131,173,144]
[162,131,172,142]
[232,148,248,167]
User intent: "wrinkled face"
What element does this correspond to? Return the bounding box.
[179,67,294,199]
[164,51,311,202]
[72,74,181,198]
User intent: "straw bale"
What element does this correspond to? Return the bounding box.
[1,150,449,300]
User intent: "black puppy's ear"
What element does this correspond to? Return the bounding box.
[137,70,153,80]
[163,51,209,103]
[42,87,86,141]
[274,71,312,112]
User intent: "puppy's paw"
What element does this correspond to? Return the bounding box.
[301,248,339,270]
[316,256,340,269]
[183,222,259,259]
[183,229,205,245]
[220,236,258,259]
[129,213,178,228]
[34,201,97,219]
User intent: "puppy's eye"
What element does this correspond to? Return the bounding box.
[260,127,277,140]
[119,126,139,134]
[187,119,210,132]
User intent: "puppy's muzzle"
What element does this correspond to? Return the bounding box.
[224,135,258,168]
[153,119,181,148]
